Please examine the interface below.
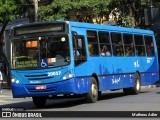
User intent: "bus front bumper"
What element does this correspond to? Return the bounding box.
[11,78,90,98]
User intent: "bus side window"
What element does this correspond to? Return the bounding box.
[87,30,99,56]
[73,33,87,58]
[134,35,146,56]
[123,33,135,56]
[73,34,87,66]
[144,36,155,56]
[77,37,87,58]
[111,32,124,56]
[98,31,112,56]
[88,44,94,55]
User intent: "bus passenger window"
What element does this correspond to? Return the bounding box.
[134,35,146,56]
[98,31,112,56]
[87,30,99,56]
[88,44,94,55]
[72,34,87,66]
[111,32,124,56]
[139,47,145,56]
[101,45,111,56]
[125,46,130,56]
[123,33,135,56]
[144,36,155,56]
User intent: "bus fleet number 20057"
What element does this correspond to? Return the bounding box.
[47,71,61,77]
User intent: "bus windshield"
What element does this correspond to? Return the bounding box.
[11,35,70,69]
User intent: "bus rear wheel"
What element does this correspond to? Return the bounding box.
[86,77,98,103]
[123,72,141,95]
[131,72,141,95]
[32,96,47,108]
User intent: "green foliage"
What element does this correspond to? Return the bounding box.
[38,0,112,21]
[122,16,134,27]
[0,0,17,23]
[39,0,73,21]
[14,0,33,18]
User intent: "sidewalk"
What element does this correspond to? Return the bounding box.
[0,89,12,96]
[0,89,13,105]
[0,89,15,106]
[1,76,11,89]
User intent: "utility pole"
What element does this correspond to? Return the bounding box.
[150,0,153,26]
[34,0,39,22]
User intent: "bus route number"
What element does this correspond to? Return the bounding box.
[48,71,61,77]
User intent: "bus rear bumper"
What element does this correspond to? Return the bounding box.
[11,78,90,98]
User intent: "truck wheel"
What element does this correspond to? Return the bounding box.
[86,77,98,103]
[32,96,47,107]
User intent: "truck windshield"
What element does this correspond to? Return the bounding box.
[11,35,70,69]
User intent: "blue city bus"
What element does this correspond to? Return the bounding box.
[10,21,159,107]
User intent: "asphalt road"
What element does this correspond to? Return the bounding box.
[0,87,160,112]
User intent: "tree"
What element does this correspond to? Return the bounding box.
[15,0,33,19]
[0,0,16,44]
[38,0,112,21]
[38,0,160,28]
[0,0,17,86]
[38,0,72,21]
[108,0,160,28]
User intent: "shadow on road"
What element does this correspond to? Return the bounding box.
[0,90,150,110]
[39,98,85,110]
[98,90,149,101]
[0,98,86,110]
[0,101,33,110]
[98,92,125,101]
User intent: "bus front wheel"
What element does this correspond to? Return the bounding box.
[86,77,98,103]
[32,96,47,108]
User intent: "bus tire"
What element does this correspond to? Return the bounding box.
[131,72,141,95]
[123,73,141,95]
[32,96,47,107]
[86,77,98,103]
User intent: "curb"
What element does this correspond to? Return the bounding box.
[141,85,157,89]
[141,81,160,88]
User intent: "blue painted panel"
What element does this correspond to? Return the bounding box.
[11,66,71,84]
[75,55,158,89]
[12,78,77,98]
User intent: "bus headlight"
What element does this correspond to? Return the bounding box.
[68,73,72,78]
[11,76,21,84]
[62,72,73,80]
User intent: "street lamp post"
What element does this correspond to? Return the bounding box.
[150,0,153,26]
[34,0,39,22]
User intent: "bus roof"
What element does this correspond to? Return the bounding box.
[11,20,154,35]
[68,21,154,35]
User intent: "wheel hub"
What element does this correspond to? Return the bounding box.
[136,79,140,90]
[91,84,97,97]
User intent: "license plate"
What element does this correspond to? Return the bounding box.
[36,85,46,90]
